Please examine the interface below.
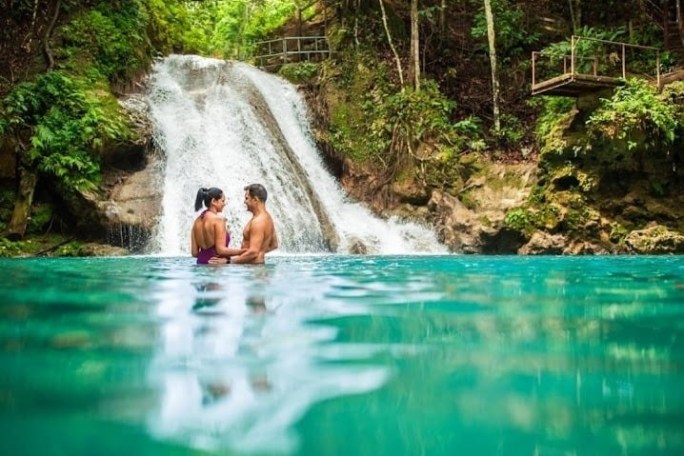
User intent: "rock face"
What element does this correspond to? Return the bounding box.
[98,94,162,252]
[624,223,684,254]
[63,93,162,253]
[100,154,163,251]
[428,163,537,253]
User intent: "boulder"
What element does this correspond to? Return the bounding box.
[428,163,537,253]
[624,223,684,254]
[518,232,567,255]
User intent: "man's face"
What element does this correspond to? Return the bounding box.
[244,191,256,213]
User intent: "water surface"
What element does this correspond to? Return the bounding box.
[1,255,683,455]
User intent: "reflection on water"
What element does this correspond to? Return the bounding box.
[146,260,389,454]
[0,256,683,455]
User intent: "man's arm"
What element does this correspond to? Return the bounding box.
[213,219,245,257]
[231,219,265,264]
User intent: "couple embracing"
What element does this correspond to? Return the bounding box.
[191,183,278,265]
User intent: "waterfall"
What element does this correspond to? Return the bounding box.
[146,55,445,255]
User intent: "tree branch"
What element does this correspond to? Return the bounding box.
[43,0,61,71]
[378,0,405,87]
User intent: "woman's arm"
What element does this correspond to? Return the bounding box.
[213,219,245,257]
[266,228,278,253]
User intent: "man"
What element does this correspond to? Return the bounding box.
[229,183,278,264]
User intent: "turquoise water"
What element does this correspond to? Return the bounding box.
[1,255,683,455]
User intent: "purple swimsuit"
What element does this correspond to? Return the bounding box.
[196,210,231,265]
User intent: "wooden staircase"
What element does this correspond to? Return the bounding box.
[642,0,684,87]
[644,0,684,55]
[664,19,684,56]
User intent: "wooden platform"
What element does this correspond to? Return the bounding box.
[531,36,660,97]
[531,73,624,97]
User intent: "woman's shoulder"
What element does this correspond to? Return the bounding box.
[200,211,225,221]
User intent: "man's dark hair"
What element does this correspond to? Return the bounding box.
[244,183,268,202]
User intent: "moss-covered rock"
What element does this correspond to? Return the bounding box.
[624,223,684,254]
[518,231,567,255]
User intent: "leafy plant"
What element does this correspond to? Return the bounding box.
[504,207,536,235]
[587,78,677,147]
[493,114,525,147]
[278,62,319,84]
[2,71,130,189]
[533,96,576,155]
[471,0,540,59]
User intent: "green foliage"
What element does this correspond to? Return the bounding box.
[278,62,319,84]
[661,81,684,120]
[56,0,195,80]
[542,26,626,59]
[182,0,309,58]
[61,3,146,81]
[374,80,458,149]
[327,49,485,182]
[504,207,535,235]
[0,188,14,233]
[453,116,487,152]
[143,0,190,53]
[54,240,85,257]
[0,238,24,257]
[609,223,629,243]
[1,71,130,189]
[27,202,54,234]
[493,114,525,147]
[587,78,677,147]
[0,236,83,257]
[533,96,576,155]
[471,0,540,59]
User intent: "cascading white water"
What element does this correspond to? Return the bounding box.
[147,55,446,255]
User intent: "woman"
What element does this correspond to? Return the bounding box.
[191,187,244,264]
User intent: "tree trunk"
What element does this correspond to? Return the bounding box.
[410,0,420,91]
[677,0,684,48]
[439,0,446,41]
[568,0,577,33]
[43,0,61,71]
[484,0,501,132]
[238,2,250,59]
[568,0,582,33]
[7,168,38,241]
[378,0,404,87]
[297,7,303,37]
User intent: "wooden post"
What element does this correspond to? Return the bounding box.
[622,43,626,78]
[571,36,576,75]
[283,38,287,63]
[531,52,536,87]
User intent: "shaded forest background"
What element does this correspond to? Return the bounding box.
[1,0,683,255]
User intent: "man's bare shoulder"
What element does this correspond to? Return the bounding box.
[251,213,272,226]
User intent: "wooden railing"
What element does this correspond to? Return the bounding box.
[251,36,332,67]
[532,35,661,96]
